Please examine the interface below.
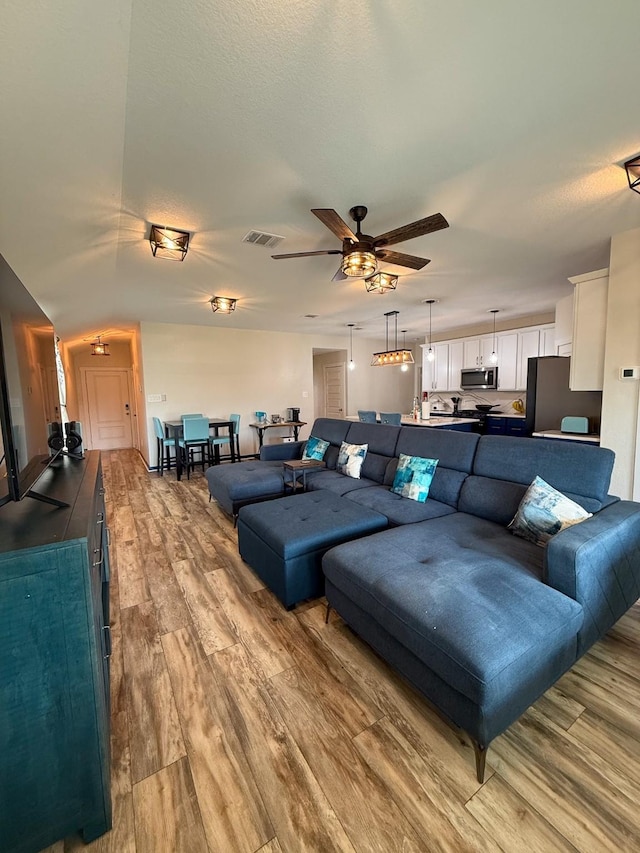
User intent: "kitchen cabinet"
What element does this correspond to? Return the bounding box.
[423,323,555,392]
[497,333,518,390]
[516,329,541,390]
[448,340,464,391]
[569,268,608,391]
[421,343,450,392]
[0,452,112,852]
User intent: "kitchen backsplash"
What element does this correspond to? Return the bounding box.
[429,390,525,414]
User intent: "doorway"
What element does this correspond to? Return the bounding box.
[323,363,346,419]
[81,368,135,450]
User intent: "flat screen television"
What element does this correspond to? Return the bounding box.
[0,253,67,507]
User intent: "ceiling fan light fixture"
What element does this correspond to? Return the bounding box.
[149,225,190,260]
[210,295,237,314]
[365,272,398,293]
[341,249,377,278]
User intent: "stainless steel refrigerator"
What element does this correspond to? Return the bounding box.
[524,356,602,434]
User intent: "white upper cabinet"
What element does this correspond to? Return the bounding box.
[448,340,464,391]
[568,269,608,391]
[496,333,518,390]
[422,323,554,392]
[516,329,541,390]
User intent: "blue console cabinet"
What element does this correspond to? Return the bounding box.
[0,452,111,853]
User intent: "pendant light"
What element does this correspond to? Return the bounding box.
[425,299,436,362]
[400,330,410,371]
[347,323,356,371]
[371,311,415,367]
[489,309,499,364]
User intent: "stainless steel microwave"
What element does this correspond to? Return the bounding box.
[460,367,498,390]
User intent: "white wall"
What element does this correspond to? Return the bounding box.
[139,322,413,466]
[601,226,640,499]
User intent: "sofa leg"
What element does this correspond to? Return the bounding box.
[472,739,487,783]
[325,603,332,624]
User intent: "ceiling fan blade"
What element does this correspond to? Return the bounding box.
[375,249,431,270]
[311,209,357,241]
[373,213,449,247]
[271,250,342,259]
[331,266,348,282]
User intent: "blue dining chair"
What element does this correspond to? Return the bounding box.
[181,413,203,418]
[380,412,402,425]
[358,410,377,423]
[153,417,176,476]
[210,414,241,464]
[179,416,211,478]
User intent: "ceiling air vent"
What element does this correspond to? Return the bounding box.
[242,230,284,249]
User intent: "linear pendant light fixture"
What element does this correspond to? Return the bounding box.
[489,309,499,363]
[371,310,415,367]
[149,225,190,260]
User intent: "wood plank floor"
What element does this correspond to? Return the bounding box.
[49,449,640,853]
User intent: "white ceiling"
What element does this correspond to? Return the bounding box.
[2,1,640,343]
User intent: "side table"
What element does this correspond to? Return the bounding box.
[283,459,326,493]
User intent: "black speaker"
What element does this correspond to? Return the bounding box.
[65,421,84,457]
[47,421,65,455]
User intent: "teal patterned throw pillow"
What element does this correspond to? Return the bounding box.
[302,435,329,461]
[508,475,592,546]
[336,442,368,478]
[391,453,438,502]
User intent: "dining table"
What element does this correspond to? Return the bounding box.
[164,418,237,481]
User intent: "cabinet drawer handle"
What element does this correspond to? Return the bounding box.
[96,512,104,525]
[93,553,104,568]
[106,527,111,547]
[102,625,112,659]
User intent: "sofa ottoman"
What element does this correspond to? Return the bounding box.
[237,491,388,609]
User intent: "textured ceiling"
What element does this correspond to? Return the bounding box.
[1,0,640,342]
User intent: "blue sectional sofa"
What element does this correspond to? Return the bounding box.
[205,418,640,779]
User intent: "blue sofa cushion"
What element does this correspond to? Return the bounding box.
[322,512,583,706]
[347,486,456,525]
[205,459,285,514]
[307,470,380,496]
[469,435,614,513]
[394,427,479,507]
[509,475,592,546]
[391,454,438,502]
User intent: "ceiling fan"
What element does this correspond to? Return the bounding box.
[272,205,449,281]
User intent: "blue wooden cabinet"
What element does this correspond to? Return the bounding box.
[0,452,111,853]
[485,416,529,437]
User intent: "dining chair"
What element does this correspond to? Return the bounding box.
[181,413,203,418]
[209,414,241,464]
[380,412,402,425]
[179,416,211,478]
[153,417,176,476]
[357,410,377,423]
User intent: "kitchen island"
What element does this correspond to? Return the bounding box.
[346,415,479,431]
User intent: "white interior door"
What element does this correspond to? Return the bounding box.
[82,368,134,450]
[324,363,346,419]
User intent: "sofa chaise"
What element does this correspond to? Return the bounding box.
[205,418,640,779]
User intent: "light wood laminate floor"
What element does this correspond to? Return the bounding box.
[43,449,640,853]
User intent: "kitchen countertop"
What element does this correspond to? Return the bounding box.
[532,429,600,443]
[345,415,479,427]
[431,410,526,419]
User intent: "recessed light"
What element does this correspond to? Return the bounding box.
[304,314,319,318]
